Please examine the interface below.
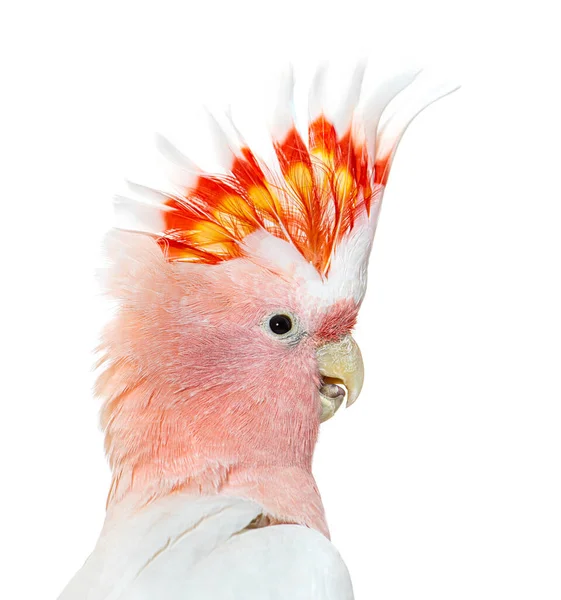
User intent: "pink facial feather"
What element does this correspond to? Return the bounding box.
[97,232,359,536]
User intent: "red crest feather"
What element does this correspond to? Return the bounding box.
[159,115,378,275]
[115,68,458,277]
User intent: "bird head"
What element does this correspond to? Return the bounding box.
[98,67,457,535]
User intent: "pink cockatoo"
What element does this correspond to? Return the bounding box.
[59,66,457,599]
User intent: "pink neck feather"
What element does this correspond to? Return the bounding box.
[97,351,329,537]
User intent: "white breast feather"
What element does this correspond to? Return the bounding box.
[58,495,353,600]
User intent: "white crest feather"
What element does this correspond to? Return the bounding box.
[204,109,237,169]
[361,69,421,157]
[155,133,200,189]
[308,64,328,124]
[113,196,171,233]
[270,65,295,141]
[375,72,460,162]
[125,181,169,205]
[332,61,367,137]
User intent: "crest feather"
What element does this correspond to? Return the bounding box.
[117,67,458,276]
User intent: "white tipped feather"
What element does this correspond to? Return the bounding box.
[126,181,169,205]
[113,196,170,233]
[375,74,460,162]
[332,61,367,137]
[155,134,200,189]
[155,134,199,171]
[205,109,237,169]
[362,69,420,155]
[308,64,328,123]
[225,106,249,149]
[270,65,295,141]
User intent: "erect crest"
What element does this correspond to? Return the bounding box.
[115,67,458,277]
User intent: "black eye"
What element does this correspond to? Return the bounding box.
[269,314,293,335]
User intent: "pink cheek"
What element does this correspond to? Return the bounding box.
[236,328,318,380]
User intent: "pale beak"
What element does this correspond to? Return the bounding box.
[316,335,364,422]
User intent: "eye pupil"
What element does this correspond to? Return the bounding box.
[269,314,292,335]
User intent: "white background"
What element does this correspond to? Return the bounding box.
[1,1,560,599]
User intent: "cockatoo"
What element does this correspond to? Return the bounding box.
[58,66,457,599]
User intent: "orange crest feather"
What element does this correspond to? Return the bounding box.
[158,116,378,276]
[116,68,459,277]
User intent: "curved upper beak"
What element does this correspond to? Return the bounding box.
[316,335,364,422]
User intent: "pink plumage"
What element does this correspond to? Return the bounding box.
[97,232,359,535]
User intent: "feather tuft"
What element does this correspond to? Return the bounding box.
[120,66,458,276]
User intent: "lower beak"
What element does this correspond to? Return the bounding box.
[316,335,364,422]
